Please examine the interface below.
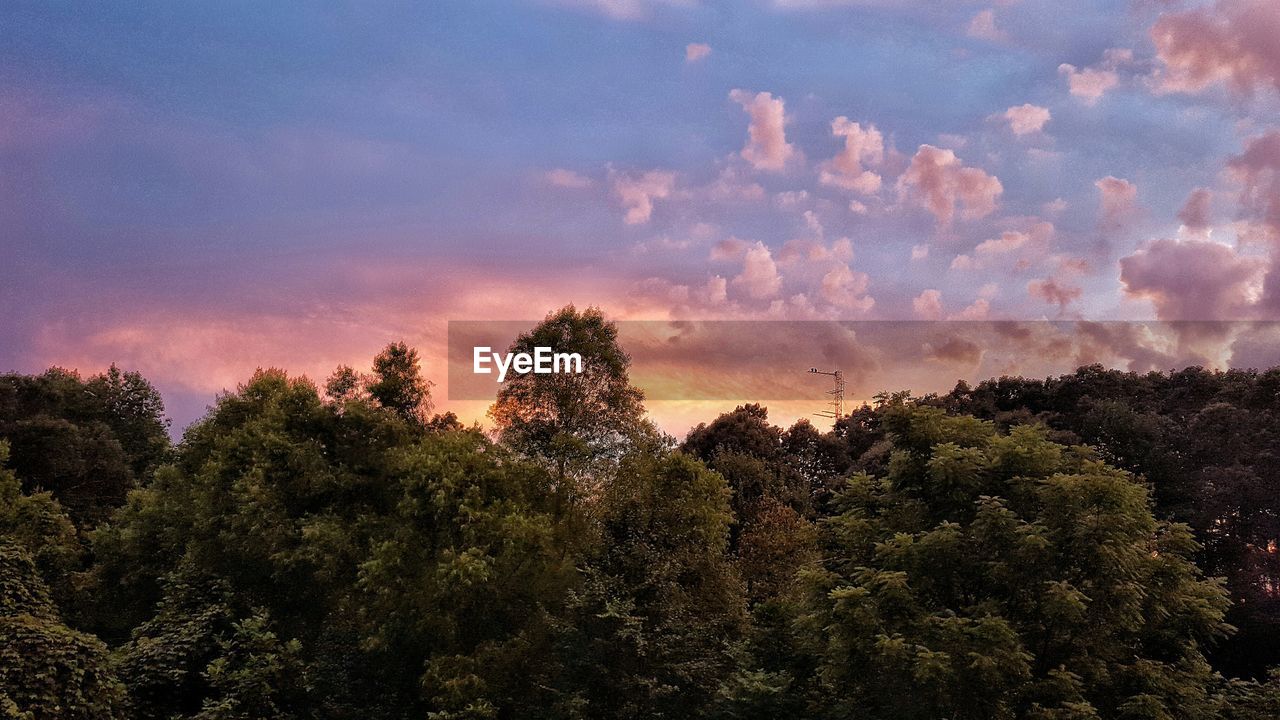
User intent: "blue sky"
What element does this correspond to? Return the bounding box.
[4,0,1280,430]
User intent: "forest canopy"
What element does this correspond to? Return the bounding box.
[3,307,1280,719]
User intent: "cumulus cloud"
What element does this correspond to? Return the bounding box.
[1178,188,1213,236]
[975,230,1029,255]
[685,42,712,62]
[733,241,784,299]
[925,336,983,365]
[705,165,766,202]
[913,289,943,320]
[911,244,930,261]
[1096,176,1138,230]
[545,168,593,188]
[819,117,884,194]
[1228,130,1280,232]
[898,145,1003,226]
[1151,0,1280,95]
[966,9,1006,42]
[1002,104,1051,136]
[729,89,797,171]
[968,221,1054,269]
[820,263,875,312]
[1059,49,1131,105]
[705,275,728,304]
[950,298,990,320]
[1027,277,1083,312]
[1120,238,1264,319]
[610,168,676,224]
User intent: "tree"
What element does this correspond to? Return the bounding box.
[555,449,747,719]
[489,306,647,482]
[0,441,82,615]
[365,342,433,426]
[354,431,583,719]
[0,542,128,720]
[85,364,171,479]
[0,367,169,527]
[940,366,1280,678]
[788,405,1231,719]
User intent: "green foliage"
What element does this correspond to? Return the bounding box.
[354,432,581,717]
[116,569,239,720]
[940,365,1280,677]
[0,366,169,527]
[555,449,747,719]
[365,342,433,426]
[788,406,1231,719]
[490,306,648,480]
[191,612,311,720]
[0,441,83,611]
[0,542,128,720]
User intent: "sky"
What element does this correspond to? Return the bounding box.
[5,0,1280,434]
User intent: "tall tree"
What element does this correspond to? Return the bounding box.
[785,405,1231,719]
[0,367,169,527]
[365,342,433,426]
[489,306,647,482]
[555,448,747,719]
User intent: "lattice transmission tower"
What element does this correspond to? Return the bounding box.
[807,367,845,420]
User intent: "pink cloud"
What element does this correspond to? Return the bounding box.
[820,264,874,312]
[544,168,593,188]
[975,230,1029,255]
[966,9,1006,42]
[705,165,766,202]
[556,0,696,21]
[1027,277,1083,312]
[610,168,676,224]
[1096,176,1138,230]
[819,117,884,193]
[897,145,1003,226]
[1152,0,1280,95]
[950,298,990,321]
[1120,238,1264,319]
[711,236,750,260]
[913,289,943,320]
[1059,50,1130,105]
[729,89,798,171]
[1002,104,1051,136]
[732,241,784,299]
[1177,187,1213,236]
[705,275,728,304]
[778,235,854,266]
[685,42,712,62]
[1228,130,1280,232]
[1059,65,1117,105]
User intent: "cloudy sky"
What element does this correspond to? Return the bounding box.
[4,0,1280,431]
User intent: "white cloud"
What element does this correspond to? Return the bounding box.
[610,168,677,224]
[733,241,784,299]
[1002,104,1051,136]
[819,117,884,193]
[729,89,798,171]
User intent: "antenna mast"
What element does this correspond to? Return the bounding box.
[807,368,845,419]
